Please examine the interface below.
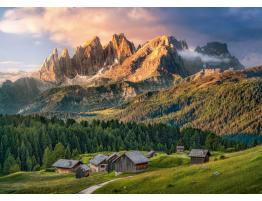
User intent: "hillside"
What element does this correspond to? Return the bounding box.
[87,67,262,135]
[0,171,117,194]
[95,145,262,194]
[0,77,53,114]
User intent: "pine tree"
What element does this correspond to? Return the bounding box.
[42,147,53,168]
[3,153,20,175]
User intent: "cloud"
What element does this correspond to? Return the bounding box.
[241,53,262,67]
[0,8,169,47]
[178,49,230,64]
[0,60,39,72]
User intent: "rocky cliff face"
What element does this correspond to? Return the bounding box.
[195,42,244,69]
[39,33,136,82]
[102,35,189,82]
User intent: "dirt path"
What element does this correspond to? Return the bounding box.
[79,176,132,194]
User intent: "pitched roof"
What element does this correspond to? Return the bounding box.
[77,164,90,172]
[52,159,81,169]
[147,150,155,155]
[125,151,149,164]
[107,153,119,161]
[90,154,108,165]
[189,149,210,157]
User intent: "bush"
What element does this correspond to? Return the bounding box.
[45,168,55,172]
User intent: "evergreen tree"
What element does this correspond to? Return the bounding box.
[3,153,20,175]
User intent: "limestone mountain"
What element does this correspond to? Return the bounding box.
[102,35,189,82]
[39,33,136,82]
[181,42,244,74]
[38,34,243,85]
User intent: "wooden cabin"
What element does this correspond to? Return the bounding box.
[52,159,82,173]
[114,151,149,173]
[89,154,108,172]
[107,153,119,172]
[75,164,90,179]
[176,145,185,153]
[189,149,211,164]
[146,150,156,158]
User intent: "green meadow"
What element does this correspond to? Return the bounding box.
[0,171,116,194]
[95,146,262,194]
[0,146,261,194]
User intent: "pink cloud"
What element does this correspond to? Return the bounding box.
[0,8,170,47]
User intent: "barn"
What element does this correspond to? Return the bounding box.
[75,164,90,179]
[114,151,149,173]
[89,154,108,172]
[189,149,211,164]
[146,150,156,158]
[176,145,185,153]
[52,159,82,173]
[107,153,119,172]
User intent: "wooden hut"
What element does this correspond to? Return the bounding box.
[146,150,156,158]
[52,159,82,173]
[75,164,90,179]
[114,151,149,173]
[89,154,108,172]
[107,153,119,172]
[176,145,185,153]
[189,149,211,164]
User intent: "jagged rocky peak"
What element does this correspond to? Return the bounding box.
[141,35,188,51]
[39,48,62,82]
[102,34,189,82]
[194,41,244,70]
[72,36,105,76]
[195,42,230,56]
[104,33,136,65]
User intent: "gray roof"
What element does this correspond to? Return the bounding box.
[90,154,108,166]
[125,151,149,164]
[77,164,90,172]
[52,159,81,169]
[147,150,155,155]
[107,153,119,161]
[189,149,210,157]
[176,146,184,148]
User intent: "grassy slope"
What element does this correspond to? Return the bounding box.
[84,76,262,135]
[95,146,262,194]
[0,171,117,194]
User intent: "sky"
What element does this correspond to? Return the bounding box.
[0,7,262,72]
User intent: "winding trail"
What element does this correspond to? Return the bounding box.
[79,176,132,194]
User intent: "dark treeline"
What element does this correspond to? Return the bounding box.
[0,114,259,175]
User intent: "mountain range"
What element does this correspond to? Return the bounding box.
[0,33,261,135]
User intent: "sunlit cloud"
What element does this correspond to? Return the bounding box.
[0,8,170,47]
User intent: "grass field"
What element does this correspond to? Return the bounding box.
[0,171,117,194]
[95,146,262,194]
[1,146,261,194]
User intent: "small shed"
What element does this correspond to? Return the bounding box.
[52,159,82,173]
[107,153,120,172]
[114,151,149,173]
[146,150,156,158]
[189,149,211,164]
[176,145,185,153]
[89,154,108,172]
[75,164,90,179]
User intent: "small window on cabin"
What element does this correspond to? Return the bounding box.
[101,165,105,168]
